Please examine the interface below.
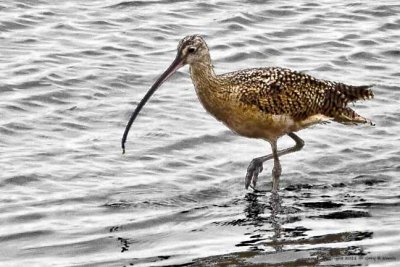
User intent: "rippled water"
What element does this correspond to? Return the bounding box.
[1,1,400,266]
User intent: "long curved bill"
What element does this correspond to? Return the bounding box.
[122,54,184,154]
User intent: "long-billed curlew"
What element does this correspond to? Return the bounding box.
[122,35,374,192]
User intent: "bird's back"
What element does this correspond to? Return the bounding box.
[219,67,374,126]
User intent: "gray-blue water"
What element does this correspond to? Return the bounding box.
[1,1,399,266]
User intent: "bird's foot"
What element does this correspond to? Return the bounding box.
[245,159,264,190]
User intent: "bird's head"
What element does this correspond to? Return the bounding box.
[121,35,209,153]
[177,35,210,65]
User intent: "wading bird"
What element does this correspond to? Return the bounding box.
[122,35,374,192]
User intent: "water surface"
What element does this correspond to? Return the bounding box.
[1,1,399,266]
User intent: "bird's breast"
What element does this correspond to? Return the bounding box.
[194,84,230,122]
[193,84,300,141]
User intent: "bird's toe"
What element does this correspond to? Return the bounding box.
[245,160,264,190]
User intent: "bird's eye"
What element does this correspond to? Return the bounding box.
[188,47,196,53]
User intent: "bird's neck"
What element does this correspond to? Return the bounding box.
[189,57,222,92]
[189,57,232,123]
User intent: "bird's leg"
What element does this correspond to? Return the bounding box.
[245,133,304,190]
[271,140,281,193]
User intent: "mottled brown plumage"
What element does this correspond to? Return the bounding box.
[181,35,374,141]
[223,67,373,124]
[122,34,374,193]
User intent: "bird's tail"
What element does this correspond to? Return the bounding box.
[324,83,374,125]
[336,84,374,102]
[332,107,375,125]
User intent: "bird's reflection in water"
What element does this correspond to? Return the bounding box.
[269,191,283,252]
[188,188,374,266]
[244,190,284,252]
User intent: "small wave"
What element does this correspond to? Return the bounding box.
[313,210,371,219]
[0,175,41,186]
[0,230,52,242]
[107,0,155,9]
